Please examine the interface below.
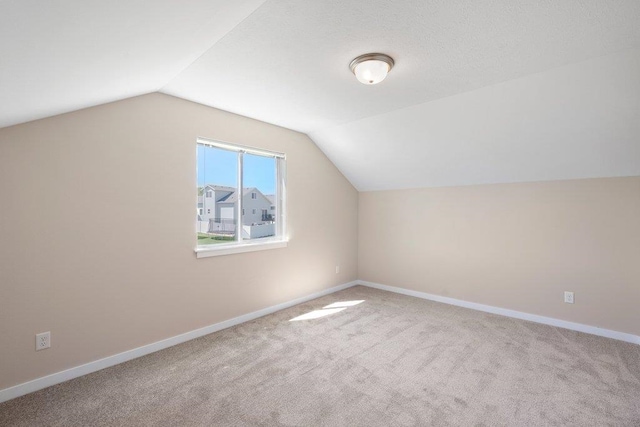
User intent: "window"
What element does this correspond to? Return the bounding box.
[196,138,286,256]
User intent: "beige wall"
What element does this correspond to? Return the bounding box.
[0,93,358,390]
[1,92,638,392]
[359,177,640,336]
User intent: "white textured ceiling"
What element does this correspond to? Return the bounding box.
[312,49,640,190]
[0,0,266,128]
[164,0,640,133]
[3,1,640,190]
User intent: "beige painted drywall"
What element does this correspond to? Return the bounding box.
[359,177,640,336]
[0,93,358,390]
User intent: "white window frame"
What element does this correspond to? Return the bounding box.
[195,137,287,258]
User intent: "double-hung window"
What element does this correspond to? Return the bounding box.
[196,137,286,257]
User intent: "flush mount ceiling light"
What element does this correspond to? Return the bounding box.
[349,53,395,85]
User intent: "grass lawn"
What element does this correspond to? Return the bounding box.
[197,233,235,245]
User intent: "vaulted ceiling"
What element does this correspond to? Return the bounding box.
[2,1,640,190]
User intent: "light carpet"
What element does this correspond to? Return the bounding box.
[1,285,639,426]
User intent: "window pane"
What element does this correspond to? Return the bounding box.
[197,144,238,245]
[242,153,277,241]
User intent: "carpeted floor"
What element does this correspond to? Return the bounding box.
[1,285,639,426]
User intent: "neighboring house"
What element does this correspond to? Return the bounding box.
[265,194,276,217]
[197,185,235,224]
[198,185,274,228]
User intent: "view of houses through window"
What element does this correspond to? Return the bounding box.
[197,140,284,247]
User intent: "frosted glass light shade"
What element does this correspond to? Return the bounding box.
[350,53,394,85]
[354,60,390,84]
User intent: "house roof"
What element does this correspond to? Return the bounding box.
[216,192,235,202]
[222,188,261,203]
[3,1,640,190]
[204,185,236,192]
[200,186,270,204]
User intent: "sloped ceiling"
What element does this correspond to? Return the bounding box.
[0,0,267,128]
[312,49,640,190]
[2,1,640,190]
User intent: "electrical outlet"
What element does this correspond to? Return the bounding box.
[36,332,51,351]
[564,291,574,304]
[335,265,340,274]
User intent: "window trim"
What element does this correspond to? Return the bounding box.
[195,137,287,257]
[195,238,288,258]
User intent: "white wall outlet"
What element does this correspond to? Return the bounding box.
[564,291,574,304]
[335,265,340,274]
[36,332,51,351]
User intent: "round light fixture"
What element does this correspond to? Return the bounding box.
[349,53,395,85]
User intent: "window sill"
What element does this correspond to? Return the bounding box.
[195,239,288,258]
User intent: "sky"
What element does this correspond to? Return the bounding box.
[197,145,276,194]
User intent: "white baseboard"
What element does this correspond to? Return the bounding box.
[0,280,359,404]
[4,279,637,404]
[358,280,640,346]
